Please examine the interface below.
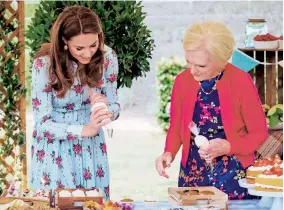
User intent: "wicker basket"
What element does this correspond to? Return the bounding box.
[255,130,283,160]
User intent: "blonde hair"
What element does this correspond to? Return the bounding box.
[183,21,235,65]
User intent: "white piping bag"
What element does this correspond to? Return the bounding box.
[189,122,213,172]
[91,102,113,138]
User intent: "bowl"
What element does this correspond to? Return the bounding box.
[254,40,279,49]
[279,40,283,49]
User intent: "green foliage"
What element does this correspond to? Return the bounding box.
[0,1,26,194]
[157,57,186,132]
[25,1,155,89]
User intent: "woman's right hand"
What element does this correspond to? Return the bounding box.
[82,105,112,137]
[155,152,173,178]
[88,88,108,108]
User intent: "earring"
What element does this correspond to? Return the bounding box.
[64,45,68,50]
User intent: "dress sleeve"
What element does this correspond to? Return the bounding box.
[32,57,84,141]
[101,48,121,121]
[164,75,182,161]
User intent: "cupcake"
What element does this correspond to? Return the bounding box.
[72,189,85,197]
[86,189,100,197]
[59,190,72,197]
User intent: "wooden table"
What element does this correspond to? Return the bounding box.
[133,200,272,209]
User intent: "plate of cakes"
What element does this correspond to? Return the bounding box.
[82,199,134,210]
[239,155,283,196]
[249,163,283,197]
[0,181,51,206]
[83,200,121,210]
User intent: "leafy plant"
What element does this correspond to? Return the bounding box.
[25,1,155,88]
[157,57,186,131]
[263,104,283,128]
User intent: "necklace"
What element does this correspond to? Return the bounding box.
[199,71,222,95]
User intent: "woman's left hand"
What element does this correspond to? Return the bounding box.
[198,138,231,162]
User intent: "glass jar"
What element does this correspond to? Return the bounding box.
[245,18,268,48]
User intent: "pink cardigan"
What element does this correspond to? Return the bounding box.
[164,63,268,168]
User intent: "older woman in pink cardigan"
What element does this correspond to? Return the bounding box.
[155,21,268,199]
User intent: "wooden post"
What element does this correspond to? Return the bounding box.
[18,1,27,189]
[278,56,283,104]
[265,52,277,106]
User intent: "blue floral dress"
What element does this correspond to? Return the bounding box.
[178,72,253,200]
[29,45,120,200]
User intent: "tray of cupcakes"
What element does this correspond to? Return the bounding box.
[168,186,228,210]
[55,188,104,209]
[0,181,52,207]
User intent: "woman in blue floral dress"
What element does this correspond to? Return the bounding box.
[29,6,120,200]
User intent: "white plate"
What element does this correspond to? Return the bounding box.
[248,188,283,197]
[238,178,255,189]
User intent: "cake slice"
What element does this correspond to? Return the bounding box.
[246,159,274,184]
[255,163,283,192]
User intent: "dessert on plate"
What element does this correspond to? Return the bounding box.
[246,155,282,184]
[255,163,283,192]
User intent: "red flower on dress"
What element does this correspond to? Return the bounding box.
[67,133,77,141]
[83,168,92,180]
[74,84,84,94]
[65,103,75,111]
[73,144,82,156]
[56,180,64,189]
[32,98,41,110]
[32,130,37,138]
[100,143,107,155]
[31,146,34,158]
[56,156,63,168]
[43,85,52,93]
[42,172,51,186]
[96,79,104,88]
[104,186,109,197]
[104,60,110,68]
[96,165,105,178]
[36,149,45,162]
[42,115,50,122]
[107,74,117,82]
[34,58,44,70]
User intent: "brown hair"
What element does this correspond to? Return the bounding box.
[34,6,105,98]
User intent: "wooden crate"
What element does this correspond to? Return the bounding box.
[168,186,228,210]
[238,48,283,107]
[56,188,104,210]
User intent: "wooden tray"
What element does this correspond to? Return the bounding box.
[56,188,104,210]
[0,189,51,205]
[168,186,228,210]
